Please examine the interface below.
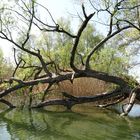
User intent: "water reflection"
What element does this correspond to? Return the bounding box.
[0,107,140,140]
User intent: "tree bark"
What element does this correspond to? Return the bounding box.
[31,89,126,109]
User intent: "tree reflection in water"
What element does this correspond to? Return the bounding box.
[0,107,140,140]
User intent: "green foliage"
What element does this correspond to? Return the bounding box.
[91,46,129,76]
[78,24,102,53]
[120,74,138,88]
[53,18,73,69]
[0,48,3,62]
[0,48,13,80]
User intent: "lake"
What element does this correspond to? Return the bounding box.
[0,105,140,140]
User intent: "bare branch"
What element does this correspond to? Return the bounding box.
[12,48,23,77]
[70,8,95,71]
[107,15,113,36]
[34,1,57,25]
[21,0,35,47]
[121,92,137,116]
[32,88,124,109]
[82,4,87,18]
[41,83,53,102]
[10,77,24,84]
[118,4,140,10]
[98,95,127,108]
[122,20,140,31]
[0,99,16,108]
[85,26,132,69]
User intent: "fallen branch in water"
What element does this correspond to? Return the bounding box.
[31,88,126,109]
[98,95,127,108]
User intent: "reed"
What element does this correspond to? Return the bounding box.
[58,78,108,96]
[2,78,109,107]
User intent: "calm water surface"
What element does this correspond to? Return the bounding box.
[0,105,140,140]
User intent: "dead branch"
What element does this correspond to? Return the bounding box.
[41,83,53,102]
[0,70,129,98]
[98,96,127,108]
[121,92,137,116]
[0,98,16,108]
[121,86,140,116]
[70,5,95,71]
[32,88,125,109]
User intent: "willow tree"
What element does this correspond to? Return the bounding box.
[0,0,140,115]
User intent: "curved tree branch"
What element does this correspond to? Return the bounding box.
[85,26,132,69]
